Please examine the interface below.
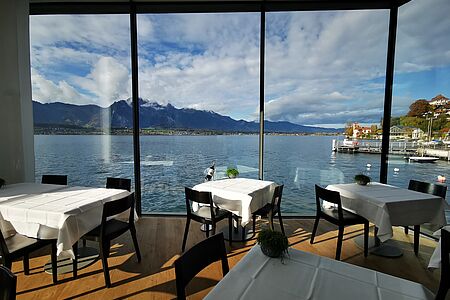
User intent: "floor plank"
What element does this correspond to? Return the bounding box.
[11,216,445,299]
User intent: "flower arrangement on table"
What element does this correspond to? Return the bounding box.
[226,168,239,179]
[354,174,371,185]
[257,228,289,261]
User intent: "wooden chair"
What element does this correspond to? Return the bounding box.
[182,187,233,252]
[436,228,450,300]
[106,177,131,192]
[175,233,229,300]
[79,177,133,251]
[310,185,369,260]
[41,175,67,185]
[252,185,285,235]
[406,179,447,255]
[0,266,16,300]
[0,230,57,284]
[73,193,141,287]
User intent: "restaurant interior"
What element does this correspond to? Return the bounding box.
[1,0,449,299]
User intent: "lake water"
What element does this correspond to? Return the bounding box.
[35,135,450,216]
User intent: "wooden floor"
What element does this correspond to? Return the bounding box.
[12,216,445,299]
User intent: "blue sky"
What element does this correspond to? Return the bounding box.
[29,0,450,127]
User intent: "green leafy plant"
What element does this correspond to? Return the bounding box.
[0,178,5,189]
[354,174,371,185]
[226,168,239,178]
[257,228,289,261]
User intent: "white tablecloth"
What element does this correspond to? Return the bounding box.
[428,226,450,269]
[192,178,276,226]
[326,182,448,242]
[206,245,435,300]
[0,183,129,257]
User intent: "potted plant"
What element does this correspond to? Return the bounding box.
[0,178,5,189]
[354,174,371,185]
[226,168,239,179]
[257,228,289,260]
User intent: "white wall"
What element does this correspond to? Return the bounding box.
[0,0,35,184]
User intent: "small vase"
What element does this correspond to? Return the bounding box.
[260,245,281,258]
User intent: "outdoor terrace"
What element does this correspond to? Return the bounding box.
[12,216,443,299]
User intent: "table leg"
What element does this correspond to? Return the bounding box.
[354,226,403,258]
[220,215,255,242]
[44,244,99,275]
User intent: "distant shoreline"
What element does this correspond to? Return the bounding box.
[34,126,342,136]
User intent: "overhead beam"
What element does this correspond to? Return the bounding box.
[30,0,412,15]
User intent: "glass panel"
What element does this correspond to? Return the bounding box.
[137,13,260,212]
[265,10,389,214]
[31,15,134,188]
[390,0,450,224]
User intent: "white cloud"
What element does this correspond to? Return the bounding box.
[29,0,450,125]
[31,69,91,104]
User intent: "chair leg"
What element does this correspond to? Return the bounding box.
[404,226,409,235]
[336,226,344,260]
[414,225,420,255]
[51,240,58,284]
[99,241,111,288]
[72,241,78,279]
[278,212,285,236]
[23,253,29,275]
[228,215,233,247]
[252,214,257,234]
[364,222,369,257]
[212,223,216,235]
[269,213,275,231]
[310,215,320,244]
[181,218,191,252]
[130,225,141,262]
[4,258,12,270]
[206,225,210,238]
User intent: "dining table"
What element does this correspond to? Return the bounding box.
[326,182,448,257]
[0,182,130,273]
[205,245,435,300]
[428,226,449,269]
[192,178,277,241]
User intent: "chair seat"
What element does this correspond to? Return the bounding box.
[5,234,41,254]
[84,219,129,241]
[191,206,230,221]
[321,207,367,225]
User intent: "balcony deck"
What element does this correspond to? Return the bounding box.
[13,216,443,299]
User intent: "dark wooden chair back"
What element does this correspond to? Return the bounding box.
[315,184,343,220]
[41,175,67,185]
[101,193,135,227]
[175,233,229,300]
[0,266,16,300]
[408,180,447,198]
[436,229,450,300]
[185,187,214,215]
[106,177,131,192]
[271,184,284,210]
[0,230,11,259]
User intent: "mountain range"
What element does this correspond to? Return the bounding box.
[33,99,341,133]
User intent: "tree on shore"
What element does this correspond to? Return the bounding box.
[407,99,431,117]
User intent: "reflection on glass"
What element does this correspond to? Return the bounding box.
[137,13,260,212]
[264,10,389,214]
[390,0,450,222]
[30,15,134,187]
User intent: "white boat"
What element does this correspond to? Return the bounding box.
[408,156,439,163]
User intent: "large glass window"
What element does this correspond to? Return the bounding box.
[264,10,389,214]
[137,13,260,212]
[390,0,450,221]
[30,15,134,187]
